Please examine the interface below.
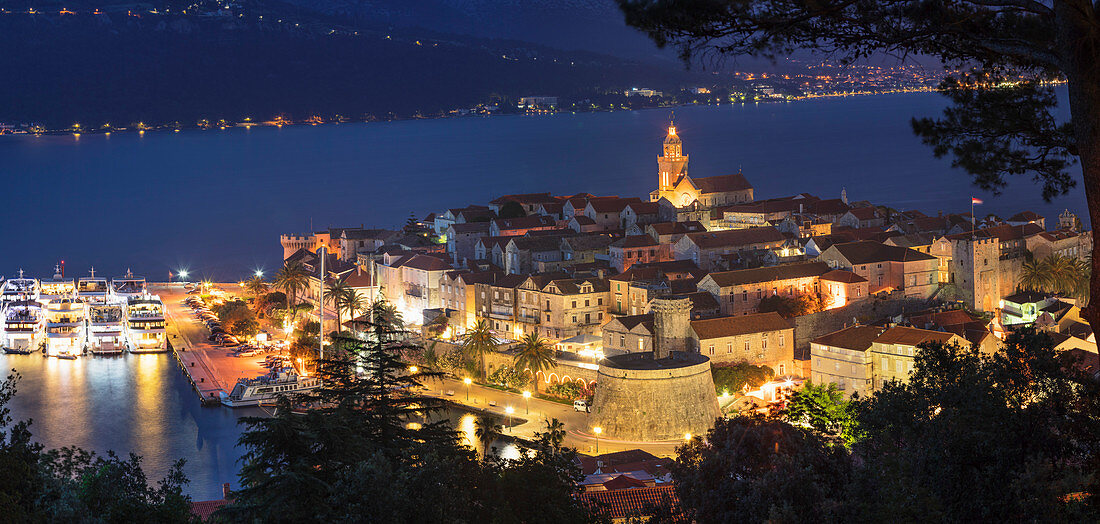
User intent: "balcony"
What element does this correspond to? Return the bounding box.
[489,305,513,320]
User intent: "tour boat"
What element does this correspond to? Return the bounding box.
[111,270,147,301]
[2,300,45,354]
[44,297,86,358]
[87,301,126,355]
[1,270,39,303]
[126,295,167,353]
[76,268,110,305]
[39,266,75,302]
[219,369,321,407]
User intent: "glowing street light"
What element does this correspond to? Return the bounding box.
[178,269,189,279]
[593,426,602,453]
[522,390,531,414]
[684,432,692,441]
[505,406,515,432]
[254,270,263,278]
[464,377,472,400]
[409,366,418,374]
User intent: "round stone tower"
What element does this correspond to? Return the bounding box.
[591,296,720,442]
[650,296,693,359]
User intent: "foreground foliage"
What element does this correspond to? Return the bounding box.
[670,331,1100,522]
[218,300,593,523]
[0,372,194,523]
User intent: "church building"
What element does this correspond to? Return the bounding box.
[649,120,754,209]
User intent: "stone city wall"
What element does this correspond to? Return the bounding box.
[591,359,720,441]
[793,295,938,350]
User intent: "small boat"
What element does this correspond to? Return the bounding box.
[219,369,320,408]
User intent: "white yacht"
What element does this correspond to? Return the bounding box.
[76,268,110,305]
[126,295,166,353]
[1,270,39,303]
[40,266,75,302]
[220,369,321,407]
[87,301,126,355]
[44,297,86,358]
[111,270,147,301]
[2,300,45,354]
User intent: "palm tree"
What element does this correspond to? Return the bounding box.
[1018,259,1049,292]
[325,278,351,332]
[473,415,502,457]
[514,332,555,394]
[458,319,496,378]
[244,276,268,298]
[336,289,365,332]
[274,261,309,322]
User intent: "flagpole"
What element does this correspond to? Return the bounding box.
[971,197,975,240]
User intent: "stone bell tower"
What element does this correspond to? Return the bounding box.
[656,118,689,197]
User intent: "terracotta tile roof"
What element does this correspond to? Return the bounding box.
[546,278,609,295]
[190,499,228,521]
[681,291,720,312]
[884,232,936,249]
[908,308,981,328]
[685,226,785,249]
[342,269,375,288]
[493,215,558,231]
[491,273,530,289]
[649,221,704,234]
[401,254,452,272]
[606,314,654,332]
[828,240,936,264]
[804,198,850,216]
[691,312,791,340]
[1038,228,1082,242]
[562,234,615,252]
[457,270,504,285]
[450,222,492,234]
[874,326,961,346]
[625,201,661,215]
[691,172,753,193]
[847,207,880,220]
[509,236,565,253]
[946,223,1044,242]
[819,269,867,283]
[719,196,805,215]
[612,235,659,249]
[477,236,514,249]
[601,475,650,490]
[577,485,681,521]
[1009,211,1042,222]
[572,216,597,226]
[811,325,886,351]
[705,261,831,287]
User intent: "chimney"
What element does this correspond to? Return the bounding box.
[222,483,232,500]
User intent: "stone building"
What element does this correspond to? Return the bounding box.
[672,226,787,271]
[870,326,965,391]
[696,261,833,316]
[601,314,655,356]
[689,312,795,375]
[816,240,939,297]
[809,325,887,398]
[592,296,721,441]
[446,222,491,267]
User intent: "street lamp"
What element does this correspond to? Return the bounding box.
[409,366,418,374]
[522,390,531,414]
[684,432,692,441]
[464,377,472,401]
[505,406,515,432]
[254,270,263,278]
[593,426,602,453]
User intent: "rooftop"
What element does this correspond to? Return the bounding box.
[811,325,886,351]
[603,350,709,370]
[691,312,791,340]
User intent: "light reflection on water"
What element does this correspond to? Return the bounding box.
[0,353,262,500]
[2,353,528,499]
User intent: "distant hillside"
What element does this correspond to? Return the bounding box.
[0,4,705,127]
[275,0,675,63]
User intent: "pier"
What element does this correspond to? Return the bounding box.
[154,284,268,407]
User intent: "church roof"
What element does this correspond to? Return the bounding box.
[690,173,753,194]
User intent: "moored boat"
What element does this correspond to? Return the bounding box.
[126,295,167,353]
[219,370,320,407]
[2,300,45,354]
[44,297,86,358]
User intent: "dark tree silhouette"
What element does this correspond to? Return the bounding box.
[618,0,1100,327]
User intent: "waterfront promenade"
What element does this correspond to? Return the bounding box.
[426,376,684,457]
[154,284,269,405]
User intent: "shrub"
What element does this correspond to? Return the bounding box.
[712,363,775,395]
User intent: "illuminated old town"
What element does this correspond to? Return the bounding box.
[4,1,1100,522]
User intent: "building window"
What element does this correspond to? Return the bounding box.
[598,298,603,306]
[744,341,750,353]
[638,339,644,350]
[620,335,625,347]
[742,290,748,302]
[778,333,784,347]
[708,344,714,355]
[584,299,590,307]
[761,335,767,350]
[571,300,577,308]
[571,315,577,323]
[778,364,785,375]
[726,342,732,353]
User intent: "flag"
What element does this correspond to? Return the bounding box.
[971,197,983,205]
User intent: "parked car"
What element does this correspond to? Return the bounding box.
[573,400,590,413]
